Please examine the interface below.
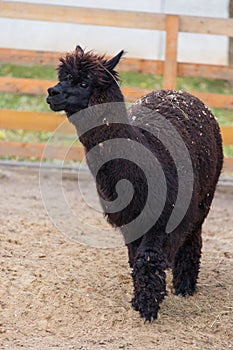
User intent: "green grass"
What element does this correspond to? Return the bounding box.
[224,145,233,157]
[120,71,233,95]
[0,92,50,112]
[177,76,233,94]
[0,64,232,159]
[120,71,163,90]
[0,129,52,144]
[0,63,57,80]
[212,108,233,126]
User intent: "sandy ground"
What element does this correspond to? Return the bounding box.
[0,165,232,350]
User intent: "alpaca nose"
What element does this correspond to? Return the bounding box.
[48,86,61,96]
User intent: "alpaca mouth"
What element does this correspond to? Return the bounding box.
[46,96,67,111]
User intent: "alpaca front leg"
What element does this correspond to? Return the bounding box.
[131,249,167,322]
[127,237,143,268]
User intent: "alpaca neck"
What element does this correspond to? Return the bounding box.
[89,80,125,107]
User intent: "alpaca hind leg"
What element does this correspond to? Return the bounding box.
[131,236,167,322]
[172,227,202,296]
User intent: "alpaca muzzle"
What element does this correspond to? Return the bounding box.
[46,84,67,111]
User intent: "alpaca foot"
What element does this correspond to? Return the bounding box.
[132,251,167,322]
[174,276,195,297]
[132,296,160,323]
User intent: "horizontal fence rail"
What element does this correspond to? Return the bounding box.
[1,108,232,142]
[0,140,85,161]
[1,2,233,36]
[0,2,232,172]
[1,74,233,108]
[0,110,232,169]
[1,48,233,81]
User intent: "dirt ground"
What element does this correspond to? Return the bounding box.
[0,165,232,350]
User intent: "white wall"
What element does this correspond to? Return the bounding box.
[0,0,230,64]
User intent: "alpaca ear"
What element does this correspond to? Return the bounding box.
[75,45,84,55]
[105,50,124,70]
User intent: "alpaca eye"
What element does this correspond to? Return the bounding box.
[66,74,73,81]
[80,82,89,88]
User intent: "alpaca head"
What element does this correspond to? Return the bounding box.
[46,45,124,116]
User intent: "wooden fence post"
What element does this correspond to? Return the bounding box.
[163,15,179,90]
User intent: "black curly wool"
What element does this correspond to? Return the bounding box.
[47,48,224,322]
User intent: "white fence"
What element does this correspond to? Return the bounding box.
[0,0,230,64]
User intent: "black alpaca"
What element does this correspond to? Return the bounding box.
[47,46,223,322]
